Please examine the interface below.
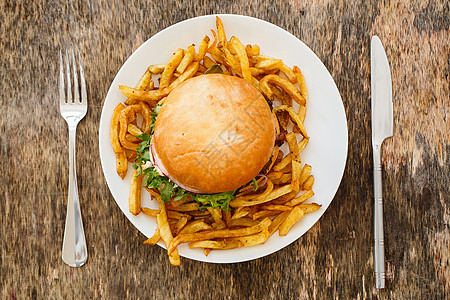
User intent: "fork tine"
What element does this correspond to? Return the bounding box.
[59,50,66,105]
[65,49,72,103]
[72,50,79,103]
[78,51,87,104]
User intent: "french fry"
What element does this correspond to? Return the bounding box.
[166,211,191,221]
[298,137,309,152]
[129,169,143,215]
[167,62,199,91]
[167,218,271,254]
[270,149,282,164]
[203,56,216,69]
[252,210,279,220]
[125,69,152,105]
[156,198,181,266]
[209,46,225,64]
[197,64,207,73]
[148,64,165,74]
[177,45,195,74]
[207,29,218,52]
[110,104,129,179]
[127,123,143,136]
[216,16,227,48]
[230,184,292,207]
[115,151,127,179]
[125,133,140,142]
[185,210,211,217]
[173,216,190,236]
[119,105,140,151]
[229,36,252,83]
[136,67,152,90]
[235,176,267,196]
[250,67,267,76]
[170,202,200,212]
[298,203,322,213]
[260,205,293,212]
[222,47,242,74]
[267,171,284,181]
[254,59,283,70]
[298,106,307,124]
[273,105,308,138]
[178,220,213,235]
[229,217,260,228]
[286,133,300,163]
[250,54,275,64]
[141,207,159,217]
[191,239,245,250]
[110,103,125,153]
[226,41,238,55]
[291,161,302,192]
[143,227,160,245]
[160,48,184,89]
[125,150,137,163]
[251,76,262,90]
[260,74,306,106]
[302,175,314,190]
[273,154,292,172]
[207,207,226,229]
[246,206,260,218]
[299,164,312,188]
[279,63,297,83]
[269,84,291,130]
[271,173,292,185]
[119,85,167,103]
[231,207,252,219]
[279,206,304,236]
[268,211,290,235]
[139,102,153,134]
[271,190,299,205]
[124,147,136,159]
[189,240,226,249]
[245,44,260,57]
[280,163,292,173]
[223,210,231,227]
[234,180,274,201]
[221,239,245,249]
[235,229,269,246]
[285,190,315,206]
[195,35,211,61]
[288,107,308,137]
[293,65,308,101]
[144,187,161,199]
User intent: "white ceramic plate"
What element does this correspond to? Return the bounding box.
[99,14,348,263]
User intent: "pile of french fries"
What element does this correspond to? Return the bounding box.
[110,17,320,266]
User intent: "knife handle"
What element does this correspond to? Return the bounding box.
[373,147,385,289]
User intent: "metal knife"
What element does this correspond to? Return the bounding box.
[371,35,393,289]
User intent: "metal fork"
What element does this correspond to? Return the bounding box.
[59,50,88,267]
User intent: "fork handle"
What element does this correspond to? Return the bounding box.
[373,147,385,289]
[62,125,88,267]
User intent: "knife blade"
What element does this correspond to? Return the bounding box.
[371,35,393,289]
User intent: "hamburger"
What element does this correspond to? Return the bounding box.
[135,73,278,210]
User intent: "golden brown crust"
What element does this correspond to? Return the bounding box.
[153,74,276,194]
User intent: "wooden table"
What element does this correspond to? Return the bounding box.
[1,1,448,298]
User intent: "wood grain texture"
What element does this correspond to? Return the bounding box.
[0,0,448,299]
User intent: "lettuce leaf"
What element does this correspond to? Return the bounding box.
[192,190,236,211]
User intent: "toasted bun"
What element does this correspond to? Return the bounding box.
[153,74,276,194]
